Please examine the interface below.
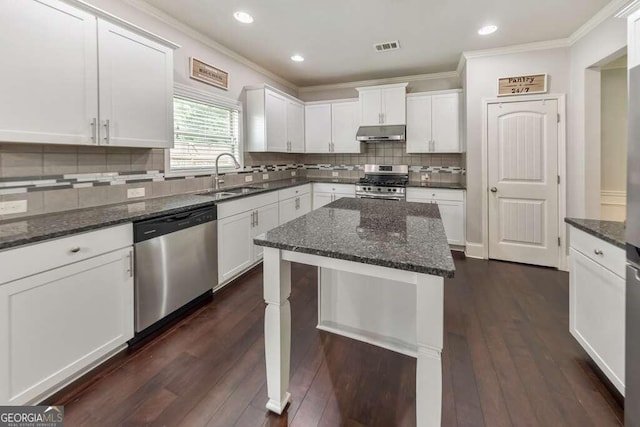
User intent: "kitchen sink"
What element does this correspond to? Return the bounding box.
[199,186,264,200]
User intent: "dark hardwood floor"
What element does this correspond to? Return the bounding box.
[51,258,624,426]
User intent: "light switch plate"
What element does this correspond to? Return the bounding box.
[0,200,28,215]
[263,174,269,180]
[245,175,254,182]
[332,172,339,177]
[127,187,145,198]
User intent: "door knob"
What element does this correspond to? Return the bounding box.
[490,187,498,193]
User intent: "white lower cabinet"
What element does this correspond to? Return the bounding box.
[253,203,280,262]
[569,227,626,395]
[312,183,355,209]
[279,184,312,225]
[406,188,465,246]
[0,225,133,405]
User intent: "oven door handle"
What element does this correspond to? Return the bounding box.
[357,195,404,201]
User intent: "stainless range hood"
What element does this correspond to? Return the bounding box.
[356,125,406,142]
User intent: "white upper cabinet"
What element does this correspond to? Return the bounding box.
[331,101,360,153]
[305,104,332,153]
[97,20,174,148]
[0,0,177,148]
[406,91,462,153]
[357,83,407,126]
[246,86,306,152]
[0,0,99,145]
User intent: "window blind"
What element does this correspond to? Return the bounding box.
[170,96,240,171]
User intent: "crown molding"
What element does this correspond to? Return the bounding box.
[298,71,459,93]
[456,55,466,78]
[569,0,630,43]
[615,0,640,17]
[120,0,299,91]
[462,38,570,61]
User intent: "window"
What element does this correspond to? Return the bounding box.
[170,92,241,172]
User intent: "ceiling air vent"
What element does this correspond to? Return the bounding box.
[373,40,400,52]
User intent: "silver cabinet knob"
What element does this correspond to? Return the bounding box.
[70,247,81,253]
[594,249,604,256]
[490,187,498,193]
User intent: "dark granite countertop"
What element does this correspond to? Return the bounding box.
[565,218,626,249]
[254,198,456,278]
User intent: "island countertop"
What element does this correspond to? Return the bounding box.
[254,198,455,278]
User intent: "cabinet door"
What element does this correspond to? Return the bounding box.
[570,249,625,394]
[0,0,98,145]
[381,87,406,125]
[265,90,288,152]
[431,93,460,153]
[98,20,173,148]
[218,211,254,284]
[0,248,133,405]
[406,96,432,153]
[435,200,465,246]
[287,100,305,153]
[253,203,280,261]
[297,193,312,216]
[305,104,332,153]
[359,90,382,126]
[313,193,334,209]
[279,197,298,225]
[332,101,360,153]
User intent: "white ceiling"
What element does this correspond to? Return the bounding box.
[144,0,611,87]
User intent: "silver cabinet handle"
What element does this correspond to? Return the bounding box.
[490,187,498,193]
[255,210,259,226]
[70,247,81,253]
[103,119,110,144]
[90,118,97,143]
[251,211,255,227]
[594,249,604,256]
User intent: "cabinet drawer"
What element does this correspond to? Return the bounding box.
[313,183,355,195]
[569,227,625,278]
[406,188,464,202]
[217,191,279,219]
[0,224,133,286]
[278,184,311,201]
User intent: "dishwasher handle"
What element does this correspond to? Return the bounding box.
[134,205,217,243]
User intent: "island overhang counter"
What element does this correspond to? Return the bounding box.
[254,198,455,426]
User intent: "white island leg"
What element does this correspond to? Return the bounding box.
[263,247,292,414]
[416,274,444,427]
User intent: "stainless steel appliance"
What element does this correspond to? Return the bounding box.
[133,206,218,335]
[355,164,408,201]
[356,125,406,142]
[627,65,640,427]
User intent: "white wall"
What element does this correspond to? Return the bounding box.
[463,48,570,244]
[601,67,628,192]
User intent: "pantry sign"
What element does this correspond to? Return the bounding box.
[498,74,547,96]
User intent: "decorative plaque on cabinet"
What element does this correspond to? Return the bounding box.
[497,74,547,96]
[190,57,229,90]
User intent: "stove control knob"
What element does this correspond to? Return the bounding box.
[387,188,392,192]
[377,188,381,192]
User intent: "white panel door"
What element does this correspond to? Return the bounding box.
[0,0,98,145]
[332,101,360,153]
[359,90,382,126]
[0,248,133,405]
[488,100,559,267]
[218,211,254,284]
[381,87,406,125]
[406,96,432,153]
[304,104,332,153]
[265,90,288,152]
[287,100,305,153]
[98,19,173,148]
[253,203,280,261]
[431,93,460,153]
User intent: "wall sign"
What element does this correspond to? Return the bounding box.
[190,57,229,90]
[498,74,547,96]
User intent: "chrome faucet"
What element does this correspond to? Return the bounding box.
[214,153,241,190]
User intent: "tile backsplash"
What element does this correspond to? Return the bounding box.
[0,142,465,221]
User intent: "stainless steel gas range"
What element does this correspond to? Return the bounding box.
[355,164,409,201]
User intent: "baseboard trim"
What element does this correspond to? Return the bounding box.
[601,190,627,206]
[465,242,485,259]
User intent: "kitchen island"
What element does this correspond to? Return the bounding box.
[254,198,455,426]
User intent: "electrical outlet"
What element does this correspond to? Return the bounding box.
[291,171,297,177]
[332,172,339,177]
[245,175,254,182]
[127,187,145,198]
[263,174,269,180]
[421,173,430,183]
[0,200,27,215]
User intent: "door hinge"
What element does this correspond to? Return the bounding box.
[557,175,560,184]
[558,237,561,247]
[557,113,561,123]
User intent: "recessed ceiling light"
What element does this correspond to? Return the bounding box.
[233,11,254,24]
[478,25,498,35]
[291,54,305,62]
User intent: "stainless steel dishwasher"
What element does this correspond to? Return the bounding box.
[133,205,218,335]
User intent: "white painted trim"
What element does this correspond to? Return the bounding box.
[481,94,568,270]
[615,0,640,17]
[174,83,242,109]
[298,72,458,93]
[601,190,627,205]
[356,82,409,92]
[406,89,463,98]
[120,0,298,91]
[463,39,570,61]
[304,98,359,106]
[456,55,467,78]
[244,84,304,104]
[464,242,485,259]
[569,0,631,44]
[317,323,417,357]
